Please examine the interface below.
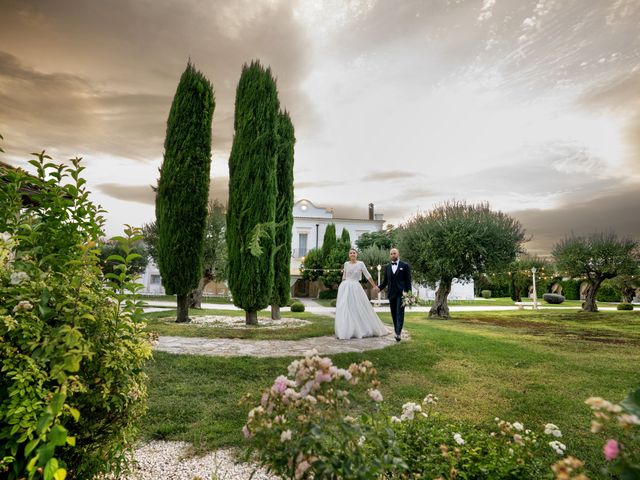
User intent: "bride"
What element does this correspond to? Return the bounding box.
[335,248,389,340]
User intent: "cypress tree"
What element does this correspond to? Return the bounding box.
[271,110,296,320]
[322,224,337,260]
[340,228,351,245]
[226,60,280,325]
[156,62,215,323]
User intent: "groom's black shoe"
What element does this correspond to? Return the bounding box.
[395,335,401,342]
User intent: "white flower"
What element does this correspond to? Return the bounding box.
[508,448,514,456]
[280,430,292,442]
[513,422,524,431]
[10,271,29,285]
[549,441,566,455]
[513,434,524,445]
[400,402,422,421]
[422,394,439,405]
[357,436,366,447]
[368,389,383,402]
[544,423,562,437]
[13,300,33,313]
[304,348,318,358]
[391,416,401,423]
[287,360,300,377]
[0,232,11,243]
[453,433,465,445]
[618,414,640,427]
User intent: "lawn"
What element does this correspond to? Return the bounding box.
[144,308,335,340]
[141,309,640,478]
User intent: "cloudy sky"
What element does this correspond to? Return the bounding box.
[1,0,639,255]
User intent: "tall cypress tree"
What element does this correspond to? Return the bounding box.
[322,224,337,260]
[155,62,215,323]
[226,60,280,325]
[341,228,351,245]
[270,110,296,320]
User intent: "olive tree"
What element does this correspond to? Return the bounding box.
[398,201,526,318]
[553,232,638,312]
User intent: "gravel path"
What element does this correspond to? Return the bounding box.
[126,441,276,480]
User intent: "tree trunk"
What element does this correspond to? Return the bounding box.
[176,293,190,323]
[582,278,603,312]
[246,310,258,325]
[429,279,452,319]
[271,304,281,320]
[622,287,635,304]
[189,271,213,309]
[510,276,521,302]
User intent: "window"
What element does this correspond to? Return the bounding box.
[298,233,308,257]
[150,274,161,285]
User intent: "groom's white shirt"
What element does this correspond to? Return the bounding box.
[391,261,398,274]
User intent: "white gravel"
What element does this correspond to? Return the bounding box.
[169,315,311,330]
[125,441,277,480]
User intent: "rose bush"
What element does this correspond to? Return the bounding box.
[243,354,640,479]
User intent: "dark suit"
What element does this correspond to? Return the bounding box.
[378,260,412,336]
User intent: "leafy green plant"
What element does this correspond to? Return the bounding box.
[290,302,305,313]
[595,281,620,302]
[481,289,492,299]
[617,303,634,311]
[318,289,337,300]
[0,152,152,479]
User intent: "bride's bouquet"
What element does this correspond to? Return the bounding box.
[402,290,417,308]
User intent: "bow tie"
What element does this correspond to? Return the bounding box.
[391,262,397,266]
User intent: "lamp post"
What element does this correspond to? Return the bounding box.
[531,266,538,310]
[315,224,319,249]
[377,264,382,304]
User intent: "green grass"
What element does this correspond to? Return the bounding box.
[141,309,640,478]
[143,308,335,340]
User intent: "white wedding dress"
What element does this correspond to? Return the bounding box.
[335,261,389,340]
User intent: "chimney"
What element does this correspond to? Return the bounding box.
[368,203,374,220]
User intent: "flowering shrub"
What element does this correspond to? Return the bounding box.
[241,350,406,479]
[0,152,152,479]
[243,355,591,479]
[585,388,640,478]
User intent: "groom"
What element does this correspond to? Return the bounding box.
[377,248,412,342]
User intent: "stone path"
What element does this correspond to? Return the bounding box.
[155,328,408,358]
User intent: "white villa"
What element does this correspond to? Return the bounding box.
[290,199,384,275]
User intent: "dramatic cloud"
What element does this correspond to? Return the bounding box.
[1,0,638,240]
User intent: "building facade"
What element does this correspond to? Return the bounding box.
[290,199,385,276]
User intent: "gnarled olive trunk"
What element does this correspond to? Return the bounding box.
[271,304,281,320]
[582,278,603,312]
[188,277,209,309]
[429,278,452,319]
[622,287,636,304]
[176,293,190,323]
[246,310,258,325]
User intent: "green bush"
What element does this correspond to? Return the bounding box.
[318,289,338,300]
[290,302,305,313]
[617,303,634,311]
[543,293,565,304]
[559,279,582,300]
[596,282,621,302]
[330,299,337,307]
[286,298,296,307]
[0,153,152,479]
[481,290,492,299]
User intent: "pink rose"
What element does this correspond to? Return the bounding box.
[603,439,619,461]
[273,375,289,394]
